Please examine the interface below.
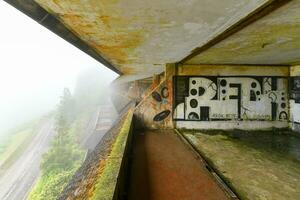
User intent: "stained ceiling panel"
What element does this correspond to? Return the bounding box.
[185,0,300,65]
[34,0,268,76]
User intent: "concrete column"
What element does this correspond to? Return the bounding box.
[289,66,300,132]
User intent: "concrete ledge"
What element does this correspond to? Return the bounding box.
[176,121,288,130]
[91,108,134,200]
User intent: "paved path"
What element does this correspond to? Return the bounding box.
[0,119,55,200]
[128,130,230,200]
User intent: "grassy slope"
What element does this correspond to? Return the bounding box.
[0,121,39,175]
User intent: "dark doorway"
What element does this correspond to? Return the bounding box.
[200,106,210,121]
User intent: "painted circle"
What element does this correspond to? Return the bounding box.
[198,87,205,96]
[279,111,288,120]
[281,97,285,101]
[188,112,199,120]
[251,82,257,88]
[222,89,226,94]
[161,87,169,98]
[281,103,286,108]
[192,80,196,85]
[190,99,198,108]
[256,91,260,95]
[220,79,227,87]
[190,89,197,95]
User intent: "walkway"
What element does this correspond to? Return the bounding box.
[128,130,230,200]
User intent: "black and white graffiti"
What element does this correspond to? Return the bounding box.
[152,86,171,122]
[173,76,288,121]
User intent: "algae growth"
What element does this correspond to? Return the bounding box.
[91,109,133,200]
[182,130,300,200]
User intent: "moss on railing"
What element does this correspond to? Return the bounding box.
[90,108,134,200]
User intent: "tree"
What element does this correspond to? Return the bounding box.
[39,88,83,196]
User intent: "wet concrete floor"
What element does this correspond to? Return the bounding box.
[127,130,230,200]
[183,130,300,200]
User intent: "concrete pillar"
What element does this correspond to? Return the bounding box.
[289,66,300,132]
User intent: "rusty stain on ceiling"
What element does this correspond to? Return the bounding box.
[34,0,269,77]
[185,0,300,65]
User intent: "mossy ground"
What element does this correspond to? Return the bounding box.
[182,130,300,200]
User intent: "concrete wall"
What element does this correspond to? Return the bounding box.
[134,65,299,131]
[289,66,300,132]
[134,74,173,129]
[172,65,290,130]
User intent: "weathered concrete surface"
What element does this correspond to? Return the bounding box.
[134,79,173,129]
[34,0,269,77]
[128,130,230,200]
[183,130,300,200]
[177,65,289,77]
[186,1,300,65]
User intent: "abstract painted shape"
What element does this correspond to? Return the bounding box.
[152,91,162,102]
[153,110,171,121]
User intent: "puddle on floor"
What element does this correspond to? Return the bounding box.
[183,130,300,200]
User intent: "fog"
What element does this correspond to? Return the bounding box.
[0,1,118,135]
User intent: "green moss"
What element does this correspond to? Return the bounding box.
[181,130,300,200]
[91,109,133,200]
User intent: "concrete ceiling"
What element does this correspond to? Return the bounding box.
[32,0,269,77]
[6,0,300,82]
[185,0,300,65]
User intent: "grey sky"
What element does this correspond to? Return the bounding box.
[0,1,118,135]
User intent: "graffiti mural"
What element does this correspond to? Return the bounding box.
[135,80,173,129]
[152,86,171,122]
[173,76,289,121]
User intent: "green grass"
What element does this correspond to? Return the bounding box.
[29,163,81,200]
[0,122,38,175]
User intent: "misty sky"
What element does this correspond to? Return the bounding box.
[0,1,118,135]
